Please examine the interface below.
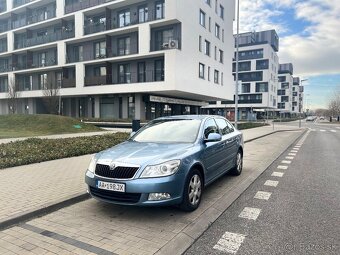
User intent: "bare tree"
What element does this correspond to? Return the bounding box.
[42,75,60,115]
[7,77,20,114]
[328,90,340,117]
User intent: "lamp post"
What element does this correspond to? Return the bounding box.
[299,79,308,128]
[234,0,240,129]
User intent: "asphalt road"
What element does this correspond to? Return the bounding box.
[185,123,340,255]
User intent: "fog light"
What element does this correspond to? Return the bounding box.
[148,193,171,201]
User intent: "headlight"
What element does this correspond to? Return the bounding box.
[140,160,181,178]
[88,156,98,173]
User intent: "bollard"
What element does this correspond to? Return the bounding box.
[132,119,141,132]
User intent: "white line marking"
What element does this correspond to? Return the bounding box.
[320,130,326,132]
[336,127,340,129]
[291,150,298,153]
[239,207,261,220]
[272,172,284,177]
[293,147,300,150]
[330,130,336,133]
[254,191,272,200]
[281,160,291,164]
[213,232,246,254]
[286,156,294,160]
[288,153,296,156]
[277,165,288,170]
[264,180,279,187]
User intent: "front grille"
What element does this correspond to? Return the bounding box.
[89,186,141,203]
[95,164,139,179]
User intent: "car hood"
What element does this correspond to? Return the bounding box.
[96,141,194,166]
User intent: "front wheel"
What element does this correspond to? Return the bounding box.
[179,169,203,212]
[230,150,243,176]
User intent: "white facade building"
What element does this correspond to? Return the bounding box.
[292,77,304,115]
[277,63,293,117]
[0,0,235,119]
[203,30,280,121]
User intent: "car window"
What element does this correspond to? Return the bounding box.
[226,120,235,133]
[215,118,230,135]
[203,119,219,139]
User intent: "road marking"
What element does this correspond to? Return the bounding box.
[213,232,246,254]
[254,191,272,200]
[336,127,340,129]
[272,172,284,177]
[277,165,288,170]
[288,153,296,156]
[293,147,300,150]
[330,130,336,133]
[320,130,326,132]
[281,160,291,164]
[264,180,279,187]
[291,150,298,153]
[286,156,294,160]
[239,207,261,220]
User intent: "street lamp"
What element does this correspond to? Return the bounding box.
[234,0,240,129]
[299,79,308,128]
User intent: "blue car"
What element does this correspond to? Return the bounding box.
[85,115,244,211]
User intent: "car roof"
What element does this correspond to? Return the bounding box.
[154,115,225,121]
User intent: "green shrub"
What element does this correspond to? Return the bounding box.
[0,133,129,169]
[237,122,269,130]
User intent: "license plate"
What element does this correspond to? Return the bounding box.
[96,180,125,193]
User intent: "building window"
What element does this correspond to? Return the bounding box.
[221,72,223,85]
[209,17,211,32]
[199,10,206,27]
[237,71,263,82]
[39,73,48,89]
[281,96,289,103]
[128,96,135,119]
[118,37,131,56]
[214,46,217,60]
[277,89,286,96]
[94,41,106,58]
[232,61,251,72]
[205,0,211,6]
[281,82,289,89]
[204,40,210,56]
[94,66,106,76]
[220,5,224,19]
[154,59,164,81]
[155,1,165,19]
[215,0,218,13]
[208,66,210,81]
[256,59,269,70]
[155,28,174,49]
[199,63,205,79]
[237,49,264,60]
[242,83,251,93]
[278,103,285,109]
[138,6,149,23]
[138,62,146,82]
[215,23,220,38]
[279,76,286,82]
[118,10,131,27]
[118,64,131,83]
[255,82,268,92]
[38,52,46,67]
[222,29,224,42]
[219,50,224,63]
[199,36,202,52]
[214,70,219,84]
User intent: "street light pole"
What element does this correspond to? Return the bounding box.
[299,79,308,128]
[234,0,240,129]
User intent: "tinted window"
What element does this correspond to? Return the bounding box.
[203,119,219,139]
[226,121,235,133]
[215,118,229,135]
[133,119,201,143]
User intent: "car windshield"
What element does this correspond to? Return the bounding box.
[132,119,202,143]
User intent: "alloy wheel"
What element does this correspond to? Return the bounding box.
[188,174,202,206]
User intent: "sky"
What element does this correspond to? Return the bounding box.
[236,0,340,110]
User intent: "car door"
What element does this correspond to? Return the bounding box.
[201,118,226,183]
[225,120,238,169]
[215,118,233,170]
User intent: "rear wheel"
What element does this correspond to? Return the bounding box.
[230,150,243,176]
[180,169,203,212]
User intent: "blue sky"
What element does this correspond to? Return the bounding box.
[238,0,340,109]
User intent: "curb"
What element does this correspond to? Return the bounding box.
[0,128,304,232]
[0,192,89,231]
[156,128,308,255]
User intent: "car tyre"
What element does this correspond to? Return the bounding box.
[230,150,243,176]
[179,169,203,212]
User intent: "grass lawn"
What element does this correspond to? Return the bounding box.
[0,114,103,139]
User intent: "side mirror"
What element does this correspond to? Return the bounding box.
[129,131,136,138]
[204,133,222,143]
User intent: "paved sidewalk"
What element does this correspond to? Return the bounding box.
[0,124,302,230]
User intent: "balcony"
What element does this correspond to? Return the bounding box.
[13,0,35,8]
[0,23,9,33]
[65,0,114,14]
[85,75,109,86]
[0,43,7,53]
[61,78,76,88]
[0,1,6,13]
[15,30,74,49]
[12,10,56,29]
[13,57,57,71]
[0,65,12,73]
[66,43,138,63]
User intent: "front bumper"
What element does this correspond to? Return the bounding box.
[85,170,185,206]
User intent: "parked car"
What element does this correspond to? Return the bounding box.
[85,115,244,211]
[306,116,316,121]
[319,116,325,120]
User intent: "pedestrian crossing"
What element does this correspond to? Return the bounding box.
[309,128,338,133]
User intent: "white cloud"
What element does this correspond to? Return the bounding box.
[236,0,340,77]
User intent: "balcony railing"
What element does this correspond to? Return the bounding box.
[13,0,35,8]
[0,23,9,33]
[0,44,7,53]
[151,37,181,52]
[66,43,138,63]
[61,78,76,88]
[12,10,56,29]
[83,8,164,35]
[15,30,74,49]
[0,3,6,13]
[84,71,164,86]
[14,58,57,71]
[0,65,12,73]
[65,0,114,14]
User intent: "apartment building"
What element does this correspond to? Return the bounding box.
[202,30,280,121]
[0,0,235,120]
[292,77,304,115]
[277,63,293,117]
